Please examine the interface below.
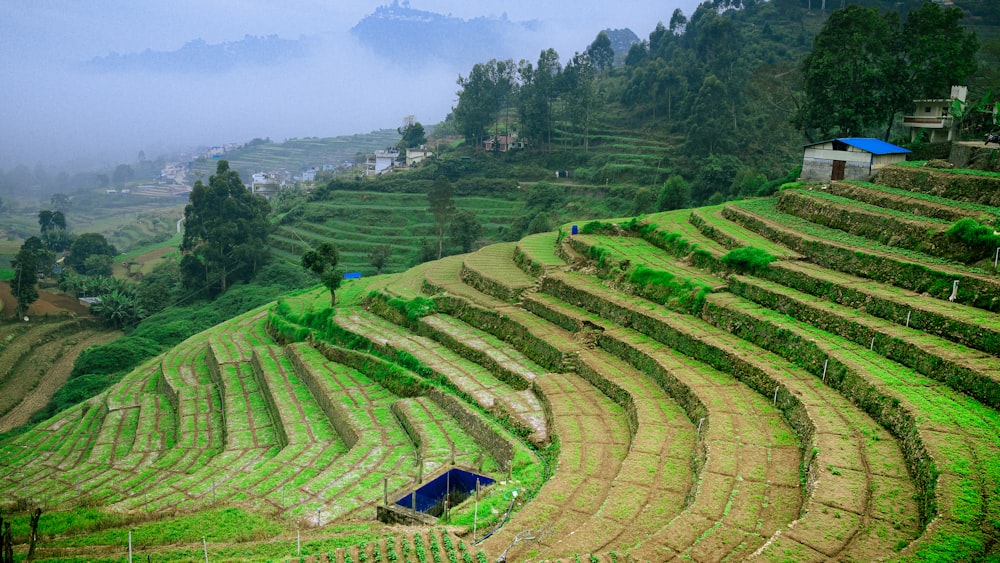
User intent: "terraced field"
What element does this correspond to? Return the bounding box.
[271,191,522,276]
[2,163,1000,562]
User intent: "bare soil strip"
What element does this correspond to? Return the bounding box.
[0,327,119,433]
[480,371,631,561]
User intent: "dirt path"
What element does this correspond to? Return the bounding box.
[0,281,92,319]
[0,328,121,433]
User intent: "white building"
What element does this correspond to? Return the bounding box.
[405,146,433,167]
[902,85,967,143]
[366,149,399,176]
[250,172,281,198]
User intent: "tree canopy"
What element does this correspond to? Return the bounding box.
[427,176,455,259]
[66,232,116,276]
[794,3,978,140]
[181,160,271,297]
[11,237,41,318]
[301,242,342,305]
[397,119,427,150]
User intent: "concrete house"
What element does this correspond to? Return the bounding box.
[902,85,967,143]
[365,149,399,176]
[250,172,281,198]
[483,134,524,152]
[405,146,433,167]
[800,138,911,182]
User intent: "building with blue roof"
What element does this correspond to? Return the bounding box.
[800,138,911,182]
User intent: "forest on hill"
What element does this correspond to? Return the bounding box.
[446,0,998,205]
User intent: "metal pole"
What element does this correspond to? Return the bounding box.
[906,311,911,328]
[773,386,779,406]
[128,530,133,563]
[822,359,828,382]
[203,537,208,563]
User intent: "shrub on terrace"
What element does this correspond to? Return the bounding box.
[946,218,1000,260]
[719,246,776,274]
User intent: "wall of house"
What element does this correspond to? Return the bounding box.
[872,153,907,171]
[801,144,875,182]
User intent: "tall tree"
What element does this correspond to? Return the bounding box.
[112,164,134,186]
[657,175,691,211]
[181,160,271,296]
[586,32,614,73]
[427,177,455,260]
[38,210,66,232]
[368,244,392,275]
[66,232,116,275]
[397,118,427,150]
[301,242,342,306]
[792,5,905,140]
[518,49,561,151]
[452,60,496,150]
[902,2,978,99]
[11,238,40,318]
[448,210,483,253]
[562,52,598,151]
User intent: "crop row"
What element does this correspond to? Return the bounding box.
[333,308,548,444]
[837,180,1000,220]
[537,268,923,560]
[724,200,1000,311]
[699,291,1000,560]
[459,243,535,303]
[775,189,978,262]
[687,206,801,258]
[727,274,1000,409]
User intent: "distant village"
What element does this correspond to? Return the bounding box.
[129,142,439,200]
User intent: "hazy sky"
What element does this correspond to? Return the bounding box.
[1,1,701,169]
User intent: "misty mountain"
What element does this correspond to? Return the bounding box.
[600,28,641,58]
[351,1,543,68]
[86,34,313,73]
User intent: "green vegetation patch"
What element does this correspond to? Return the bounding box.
[29,507,285,548]
[719,247,776,274]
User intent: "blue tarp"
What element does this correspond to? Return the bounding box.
[395,468,495,513]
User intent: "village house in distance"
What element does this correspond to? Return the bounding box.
[365,146,434,177]
[902,85,968,143]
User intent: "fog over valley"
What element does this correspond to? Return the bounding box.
[1,0,699,172]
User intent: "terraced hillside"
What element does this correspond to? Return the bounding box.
[0,319,119,433]
[2,163,1000,562]
[272,191,521,275]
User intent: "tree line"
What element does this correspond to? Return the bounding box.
[449,0,994,206]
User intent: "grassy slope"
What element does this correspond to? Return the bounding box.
[2,165,1000,562]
